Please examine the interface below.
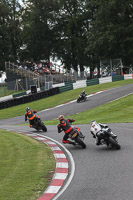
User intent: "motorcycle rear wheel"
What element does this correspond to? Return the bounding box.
[77,98,80,103]
[108,137,121,150]
[75,136,86,149]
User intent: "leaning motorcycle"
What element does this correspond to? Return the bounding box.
[30,115,47,132]
[90,121,121,150]
[69,127,86,149]
[77,94,87,103]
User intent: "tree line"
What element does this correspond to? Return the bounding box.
[0,0,133,74]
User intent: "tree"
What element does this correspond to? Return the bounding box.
[0,0,11,70]
[0,0,22,70]
[52,0,91,72]
[86,0,133,68]
[21,0,58,61]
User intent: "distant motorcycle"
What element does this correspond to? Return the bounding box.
[77,94,87,103]
[30,115,47,132]
[90,121,121,150]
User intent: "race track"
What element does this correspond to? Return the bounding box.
[1,84,133,200]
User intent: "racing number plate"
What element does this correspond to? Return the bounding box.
[72,132,77,138]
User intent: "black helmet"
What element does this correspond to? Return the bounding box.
[26,107,30,112]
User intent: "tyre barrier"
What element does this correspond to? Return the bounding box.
[0,87,60,110]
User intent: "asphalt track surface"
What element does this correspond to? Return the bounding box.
[1,84,133,200]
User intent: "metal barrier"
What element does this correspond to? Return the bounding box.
[13,92,27,98]
[59,83,73,93]
[86,79,99,86]
[112,75,124,82]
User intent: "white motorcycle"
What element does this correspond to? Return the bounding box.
[90,120,121,150]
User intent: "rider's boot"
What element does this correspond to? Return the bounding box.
[69,141,76,146]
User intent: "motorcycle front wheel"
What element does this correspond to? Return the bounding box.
[84,97,87,101]
[75,136,86,149]
[108,137,121,150]
[39,121,47,132]
[42,124,47,132]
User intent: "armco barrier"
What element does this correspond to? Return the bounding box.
[99,77,112,84]
[13,91,27,98]
[112,75,124,82]
[86,79,99,86]
[59,83,73,93]
[73,80,86,89]
[0,87,60,109]
[40,86,45,91]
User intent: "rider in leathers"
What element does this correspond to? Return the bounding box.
[80,90,87,99]
[57,115,76,145]
[25,107,37,127]
[90,120,117,145]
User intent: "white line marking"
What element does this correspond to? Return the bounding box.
[56,162,69,168]
[46,141,57,145]
[45,186,61,193]
[51,147,61,151]
[54,154,66,158]
[53,173,68,180]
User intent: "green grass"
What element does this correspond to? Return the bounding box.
[1,79,133,120]
[0,130,56,200]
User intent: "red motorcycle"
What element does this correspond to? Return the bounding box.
[69,126,86,149]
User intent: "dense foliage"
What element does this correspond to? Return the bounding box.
[0,0,133,71]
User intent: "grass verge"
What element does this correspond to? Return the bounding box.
[0,129,56,200]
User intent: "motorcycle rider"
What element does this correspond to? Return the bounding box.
[90,120,117,145]
[57,115,76,146]
[25,107,37,127]
[80,90,87,99]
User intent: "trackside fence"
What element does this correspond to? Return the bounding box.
[86,79,99,86]
[59,82,73,93]
[112,75,124,82]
